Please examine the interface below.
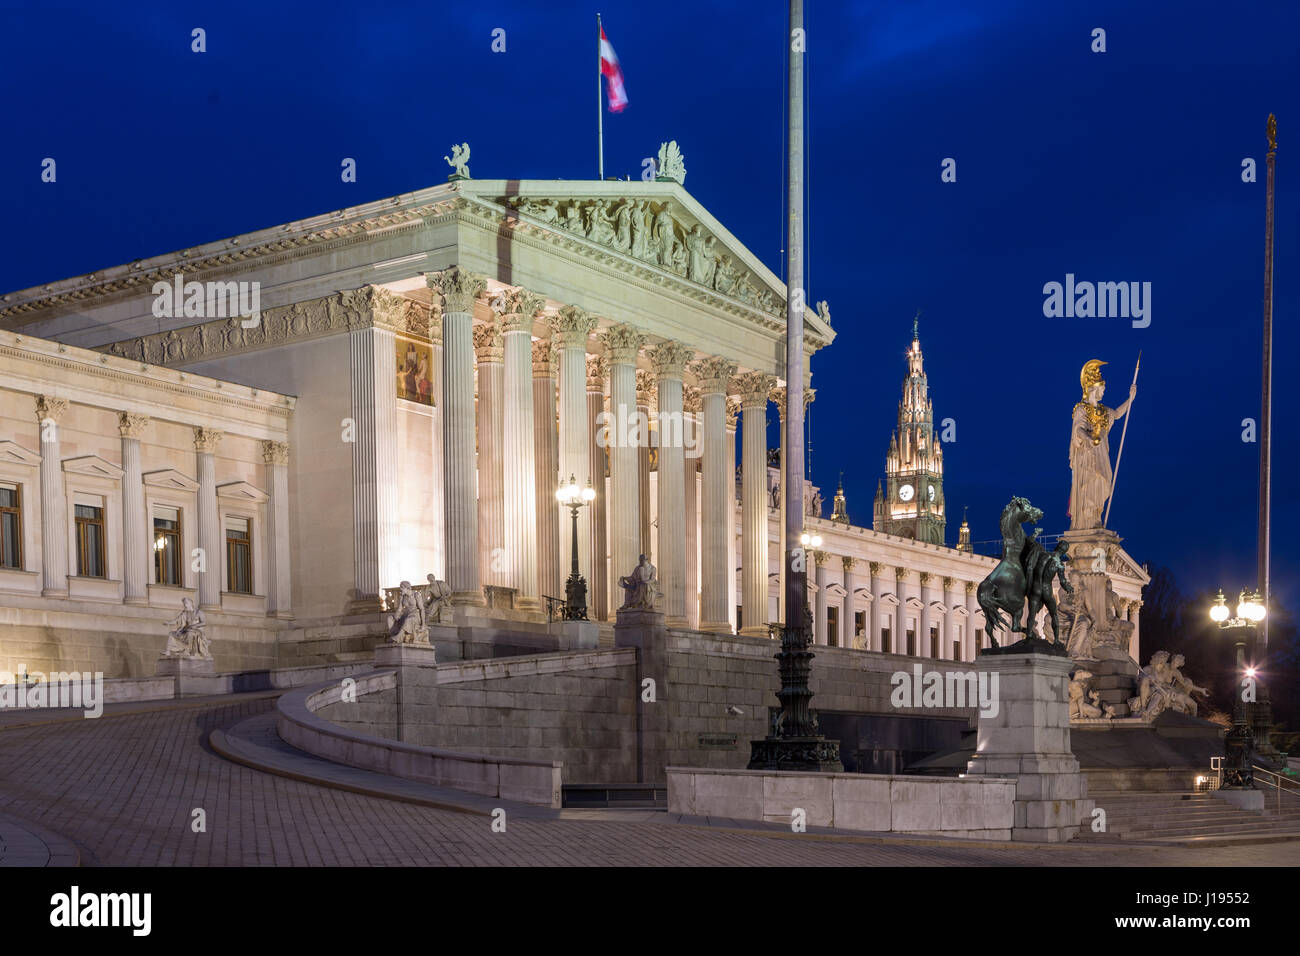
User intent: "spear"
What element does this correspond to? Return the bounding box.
[1103,351,1141,529]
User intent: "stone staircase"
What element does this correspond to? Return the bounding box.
[1077,789,1300,842]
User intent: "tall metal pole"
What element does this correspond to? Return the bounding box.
[783,0,806,630]
[597,14,605,181]
[1257,115,1276,651]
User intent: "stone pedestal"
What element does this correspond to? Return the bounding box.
[965,653,1093,842]
[615,607,670,783]
[374,642,438,668]
[155,656,220,697]
[554,620,599,650]
[1075,644,1138,717]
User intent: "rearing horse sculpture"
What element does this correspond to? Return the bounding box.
[977,496,1044,647]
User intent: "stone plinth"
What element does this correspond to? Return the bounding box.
[965,653,1093,842]
[374,642,438,668]
[1076,644,1138,717]
[554,620,599,650]
[615,607,670,783]
[154,656,221,697]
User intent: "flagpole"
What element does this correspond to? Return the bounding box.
[1258,113,1276,650]
[1103,351,1140,529]
[597,13,604,181]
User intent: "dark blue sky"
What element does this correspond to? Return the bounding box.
[2,0,1295,606]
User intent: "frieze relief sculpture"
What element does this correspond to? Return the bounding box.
[508,195,780,315]
[163,598,211,660]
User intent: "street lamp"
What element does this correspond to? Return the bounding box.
[1209,588,1267,789]
[556,474,595,621]
[800,531,823,549]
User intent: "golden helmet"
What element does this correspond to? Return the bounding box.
[1080,359,1107,393]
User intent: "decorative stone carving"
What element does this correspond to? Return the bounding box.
[444,143,471,180]
[635,368,657,408]
[1069,669,1115,719]
[531,338,558,376]
[1128,651,1209,719]
[648,341,693,378]
[472,321,503,363]
[193,427,223,453]
[164,598,211,660]
[429,267,486,315]
[551,305,597,348]
[35,395,68,423]
[725,396,740,429]
[691,357,737,394]
[600,324,646,364]
[586,355,608,391]
[118,412,150,439]
[618,554,659,610]
[261,440,289,466]
[733,372,774,408]
[655,140,687,184]
[816,300,832,326]
[492,289,545,333]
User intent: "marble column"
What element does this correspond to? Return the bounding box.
[735,374,773,636]
[532,339,561,599]
[429,315,446,580]
[869,561,885,652]
[771,386,787,621]
[474,319,505,589]
[842,557,857,649]
[966,581,980,659]
[726,397,739,634]
[693,357,736,633]
[1129,599,1142,663]
[496,290,542,610]
[601,325,646,607]
[918,572,933,659]
[586,355,609,619]
[648,341,693,624]
[263,440,292,618]
[429,267,487,605]
[894,567,909,655]
[635,369,655,560]
[813,551,829,645]
[553,306,597,604]
[119,412,150,606]
[35,396,69,598]
[194,427,223,610]
[942,576,957,661]
[683,386,701,629]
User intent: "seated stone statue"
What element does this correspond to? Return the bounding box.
[1069,668,1113,719]
[386,581,429,645]
[423,574,452,621]
[164,597,211,660]
[618,554,658,610]
[1128,650,1181,719]
[1167,653,1210,717]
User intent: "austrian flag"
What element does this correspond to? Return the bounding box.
[599,26,628,112]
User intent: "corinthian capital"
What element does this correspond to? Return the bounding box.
[491,288,546,334]
[586,355,608,391]
[648,340,693,378]
[35,395,69,424]
[427,267,486,314]
[726,396,741,429]
[551,305,597,348]
[691,357,738,395]
[635,368,657,408]
[118,412,151,439]
[682,385,702,414]
[194,427,224,453]
[262,440,290,465]
[600,323,647,364]
[732,371,775,408]
[473,321,503,363]
[532,338,558,377]
[769,385,786,419]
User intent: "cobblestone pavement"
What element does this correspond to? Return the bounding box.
[0,694,1294,866]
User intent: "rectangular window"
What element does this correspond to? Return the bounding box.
[882,626,891,653]
[827,606,839,647]
[930,626,940,658]
[907,628,916,656]
[153,506,182,586]
[225,516,252,594]
[75,503,106,578]
[0,484,21,570]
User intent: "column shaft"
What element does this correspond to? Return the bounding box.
[585,357,608,619]
[737,377,771,637]
[869,563,884,652]
[195,428,223,610]
[696,359,734,632]
[919,574,933,658]
[650,343,692,624]
[554,307,596,609]
[502,316,538,607]
[36,397,69,597]
[842,559,856,648]
[604,332,643,603]
[533,341,561,600]
[119,414,149,605]
[475,324,505,588]
[813,555,829,645]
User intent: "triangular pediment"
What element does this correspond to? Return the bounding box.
[143,469,199,492]
[62,454,124,480]
[216,480,268,503]
[462,180,835,344]
[0,440,42,467]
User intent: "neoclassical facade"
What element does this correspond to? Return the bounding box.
[0,173,1146,674]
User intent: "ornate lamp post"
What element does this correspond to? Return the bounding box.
[556,474,595,621]
[1209,588,1266,788]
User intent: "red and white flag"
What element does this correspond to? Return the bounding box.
[599,25,628,112]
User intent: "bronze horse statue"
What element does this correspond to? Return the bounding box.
[977,496,1070,648]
